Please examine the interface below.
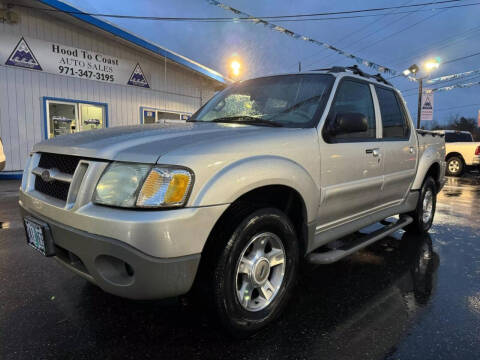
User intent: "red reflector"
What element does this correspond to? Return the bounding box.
[475,146,480,156]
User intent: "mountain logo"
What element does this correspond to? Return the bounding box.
[127,63,149,88]
[5,37,42,71]
[423,97,433,110]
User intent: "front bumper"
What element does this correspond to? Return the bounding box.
[19,189,228,258]
[21,206,202,300]
[19,153,230,299]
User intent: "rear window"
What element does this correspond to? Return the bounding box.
[376,86,410,139]
[445,132,473,143]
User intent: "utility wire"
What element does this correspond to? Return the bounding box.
[349,10,445,54]
[387,25,480,79]
[331,0,416,46]
[435,103,480,112]
[12,0,476,22]
[397,50,480,90]
[388,24,480,67]
[443,50,480,65]
[391,26,480,66]
[206,0,402,76]
[303,1,477,70]
[289,0,480,70]
[299,0,416,70]
[317,9,444,71]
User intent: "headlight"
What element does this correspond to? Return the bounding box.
[94,163,151,207]
[94,163,194,208]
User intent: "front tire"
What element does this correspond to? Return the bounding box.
[211,208,299,337]
[406,177,437,233]
[446,156,464,176]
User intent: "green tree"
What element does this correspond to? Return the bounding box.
[440,115,480,140]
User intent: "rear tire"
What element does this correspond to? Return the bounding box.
[446,156,464,177]
[406,177,437,234]
[209,207,299,338]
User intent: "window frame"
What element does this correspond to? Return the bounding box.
[43,97,108,139]
[321,76,380,144]
[374,85,412,142]
[140,106,191,124]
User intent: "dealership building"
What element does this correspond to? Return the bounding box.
[0,0,228,177]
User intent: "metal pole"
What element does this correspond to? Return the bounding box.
[417,78,423,129]
[298,61,302,72]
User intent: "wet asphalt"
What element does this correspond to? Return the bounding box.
[0,175,479,360]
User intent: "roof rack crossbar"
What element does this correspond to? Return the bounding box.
[372,73,392,86]
[345,65,367,77]
[311,65,392,86]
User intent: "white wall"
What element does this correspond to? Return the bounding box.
[0,5,221,171]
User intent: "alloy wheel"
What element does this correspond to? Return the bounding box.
[422,189,434,224]
[235,232,286,312]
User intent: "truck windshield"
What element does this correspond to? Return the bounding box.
[445,132,473,142]
[190,74,334,128]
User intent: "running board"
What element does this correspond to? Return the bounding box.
[307,216,413,265]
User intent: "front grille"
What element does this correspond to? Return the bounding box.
[34,153,81,201]
[35,176,70,201]
[38,153,81,175]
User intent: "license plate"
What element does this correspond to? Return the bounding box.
[24,217,55,256]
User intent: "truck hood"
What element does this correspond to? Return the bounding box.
[33,122,268,163]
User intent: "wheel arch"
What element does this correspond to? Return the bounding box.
[193,184,310,293]
[446,152,464,161]
[203,184,309,257]
[424,162,442,191]
[412,160,442,191]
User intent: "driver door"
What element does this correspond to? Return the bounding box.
[317,78,384,228]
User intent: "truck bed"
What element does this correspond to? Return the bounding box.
[416,129,445,162]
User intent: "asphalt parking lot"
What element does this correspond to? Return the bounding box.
[1,175,479,360]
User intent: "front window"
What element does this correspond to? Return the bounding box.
[190,74,334,128]
[324,79,376,141]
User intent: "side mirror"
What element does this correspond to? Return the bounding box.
[331,112,368,135]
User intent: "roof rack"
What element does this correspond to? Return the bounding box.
[311,65,392,86]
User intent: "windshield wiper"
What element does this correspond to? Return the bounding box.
[210,116,283,127]
[269,94,323,119]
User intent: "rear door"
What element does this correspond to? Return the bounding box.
[375,86,417,205]
[317,78,384,227]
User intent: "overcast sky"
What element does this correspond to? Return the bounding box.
[68,0,480,126]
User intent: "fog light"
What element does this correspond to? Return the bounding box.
[95,255,134,286]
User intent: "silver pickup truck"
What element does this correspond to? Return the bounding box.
[19,66,445,336]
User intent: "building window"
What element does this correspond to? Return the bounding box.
[45,98,107,138]
[141,107,190,124]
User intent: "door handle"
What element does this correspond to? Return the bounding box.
[409,146,415,154]
[366,148,380,157]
